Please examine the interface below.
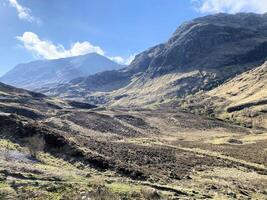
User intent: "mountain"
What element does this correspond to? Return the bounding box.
[1,81,266,199]
[0,53,122,90]
[180,61,267,129]
[1,12,267,199]
[40,13,267,106]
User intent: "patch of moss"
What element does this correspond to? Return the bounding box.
[0,181,17,199]
[14,182,91,200]
[107,182,141,194]
[37,153,73,169]
[0,139,23,151]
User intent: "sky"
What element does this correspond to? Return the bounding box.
[0,0,267,76]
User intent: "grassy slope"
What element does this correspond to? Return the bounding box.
[181,62,267,129]
[0,83,267,199]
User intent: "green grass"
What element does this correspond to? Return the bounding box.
[0,181,16,199]
[107,182,141,194]
[0,139,23,151]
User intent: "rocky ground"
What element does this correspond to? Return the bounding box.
[1,12,267,200]
[180,61,267,130]
[0,83,266,199]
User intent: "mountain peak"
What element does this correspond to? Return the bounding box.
[0,53,122,90]
[129,12,267,76]
[42,13,267,107]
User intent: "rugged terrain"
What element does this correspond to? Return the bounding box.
[0,53,122,90]
[38,13,267,108]
[0,82,266,199]
[36,13,267,134]
[1,12,267,200]
[181,61,267,129]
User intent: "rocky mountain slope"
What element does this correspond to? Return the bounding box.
[0,53,122,90]
[180,61,267,129]
[39,13,267,107]
[0,81,267,199]
[1,11,267,200]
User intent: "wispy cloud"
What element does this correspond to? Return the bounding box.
[17,32,134,65]
[109,55,136,65]
[194,0,267,14]
[8,0,40,23]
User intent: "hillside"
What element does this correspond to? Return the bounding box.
[1,82,266,199]
[1,12,267,199]
[39,13,267,106]
[0,53,122,90]
[181,61,267,129]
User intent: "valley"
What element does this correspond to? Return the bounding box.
[36,13,267,110]
[0,82,266,199]
[0,12,267,200]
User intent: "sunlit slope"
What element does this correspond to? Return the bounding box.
[182,62,267,128]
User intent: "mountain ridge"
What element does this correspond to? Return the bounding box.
[0,53,122,90]
[1,12,267,199]
[39,13,267,107]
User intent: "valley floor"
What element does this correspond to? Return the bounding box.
[0,105,267,199]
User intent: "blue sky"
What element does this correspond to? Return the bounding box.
[0,0,266,76]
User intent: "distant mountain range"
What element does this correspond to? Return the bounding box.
[1,13,267,129]
[0,53,122,90]
[1,12,267,199]
[38,13,267,108]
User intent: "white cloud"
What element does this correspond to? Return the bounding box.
[16,32,134,65]
[8,0,40,23]
[109,55,136,65]
[195,0,267,14]
[17,32,105,59]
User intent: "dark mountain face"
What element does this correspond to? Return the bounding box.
[131,13,267,75]
[39,13,267,106]
[0,53,122,90]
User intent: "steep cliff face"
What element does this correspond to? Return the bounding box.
[130,13,267,76]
